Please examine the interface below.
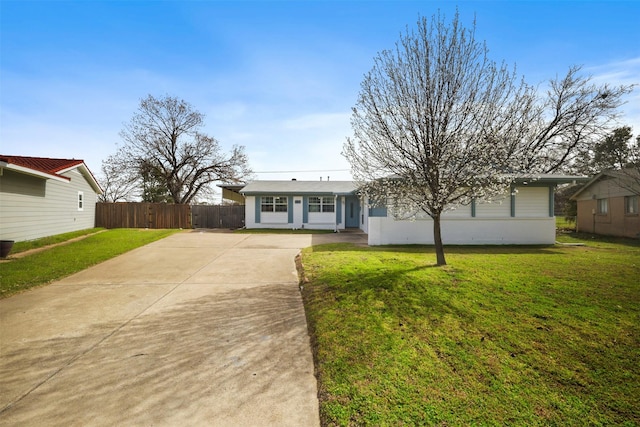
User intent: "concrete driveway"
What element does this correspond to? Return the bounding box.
[0,230,366,426]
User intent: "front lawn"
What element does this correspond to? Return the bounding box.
[555,216,576,232]
[9,227,105,254]
[0,228,180,298]
[300,236,640,425]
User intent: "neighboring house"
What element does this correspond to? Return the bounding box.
[570,169,640,238]
[238,175,584,245]
[218,184,245,204]
[0,155,102,242]
[240,180,360,231]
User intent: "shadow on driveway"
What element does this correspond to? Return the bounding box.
[0,233,320,426]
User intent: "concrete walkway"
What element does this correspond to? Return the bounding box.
[0,231,366,426]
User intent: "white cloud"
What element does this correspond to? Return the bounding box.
[588,56,640,134]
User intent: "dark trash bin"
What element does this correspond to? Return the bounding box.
[1,240,15,258]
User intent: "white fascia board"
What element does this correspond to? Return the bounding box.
[59,163,103,194]
[0,162,70,183]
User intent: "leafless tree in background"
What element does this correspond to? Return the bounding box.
[97,153,138,202]
[111,94,251,204]
[509,67,633,174]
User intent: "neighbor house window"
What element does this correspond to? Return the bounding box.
[261,196,288,212]
[308,196,335,213]
[597,198,608,214]
[625,195,638,214]
[77,191,84,211]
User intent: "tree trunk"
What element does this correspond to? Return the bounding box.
[433,213,447,266]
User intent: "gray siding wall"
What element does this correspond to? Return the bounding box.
[0,168,97,242]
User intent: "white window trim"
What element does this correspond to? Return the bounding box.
[77,191,84,211]
[309,196,335,213]
[261,196,288,213]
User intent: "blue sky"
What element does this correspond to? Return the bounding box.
[1,0,639,186]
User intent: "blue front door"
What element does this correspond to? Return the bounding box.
[345,196,360,228]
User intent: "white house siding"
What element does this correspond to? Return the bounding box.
[0,168,97,242]
[515,186,550,217]
[245,195,291,229]
[308,212,335,226]
[260,212,289,224]
[361,197,370,234]
[409,205,471,220]
[368,217,555,245]
[476,194,511,218]
[443,204,472,218]
[339,196,345,229]
[367,185,555,245]
[245,195,256,226]
[244,195,344,230]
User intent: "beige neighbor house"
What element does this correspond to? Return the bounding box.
[571,169,640,238]
[0,155,102,242]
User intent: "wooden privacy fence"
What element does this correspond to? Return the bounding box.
[95,203,245,229]
[95,203,191,229]
[192,205,245,229]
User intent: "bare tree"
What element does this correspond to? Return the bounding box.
[117,94,251,204]
[344,11,633,266]
[508,68,633,174]
[97,153,138,202]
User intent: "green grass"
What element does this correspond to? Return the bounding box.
[555,216,576,231]
[9,228,105,254]
[300,236,640,426]
[235,228,334,234]
[0,228,180,298]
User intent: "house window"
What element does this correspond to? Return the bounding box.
[625,195,638,215]
[597,198,608,215]
[309,196,335,213]
[77,191,84,211]
[261,196,288,212]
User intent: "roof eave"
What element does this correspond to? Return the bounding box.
[0,161,71,183]
[513,176,590,185]
[569,170,640,200]
[241,190,357,196]
[78,163,103,194]
[57,162,103,194]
